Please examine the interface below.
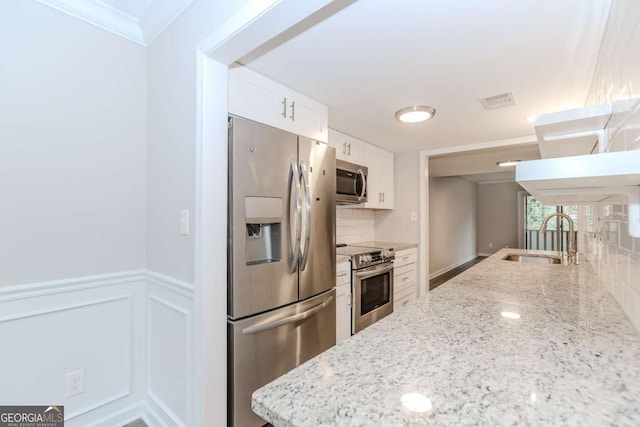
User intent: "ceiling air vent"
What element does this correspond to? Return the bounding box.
[479,91,516,110]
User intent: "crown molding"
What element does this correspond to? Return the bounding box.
[37,0,193,46]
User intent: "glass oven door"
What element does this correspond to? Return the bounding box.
[353,263,394,334]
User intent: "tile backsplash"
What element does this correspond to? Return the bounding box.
[336,207,374,245]
[583,203,640,331]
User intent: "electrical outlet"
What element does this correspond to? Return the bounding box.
[65,369,85,398]
[489,243,493,248]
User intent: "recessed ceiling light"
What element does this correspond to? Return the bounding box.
[501,311,521,319]
[527,115,537,122]
[496,160,520,167]
[395,105,436,123]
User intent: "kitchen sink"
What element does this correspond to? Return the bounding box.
[502,254,562,264]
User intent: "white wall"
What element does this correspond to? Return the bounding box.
[0,1,147,286]
[0,2,148,425]
[375,152,420,243]
[146,0,251,284]
[428,177,478,277]
[145,1,253,425]
[477,182,523,255]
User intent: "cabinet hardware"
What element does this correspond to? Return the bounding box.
[347,143,351,155]
[382,192,385,202]
[342,142,347,155]
[281,97,287,117]
[289,101,295,121]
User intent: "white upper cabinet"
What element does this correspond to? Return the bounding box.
[363,144,394,210]
[328,128,364,164]
[228,66,328,142]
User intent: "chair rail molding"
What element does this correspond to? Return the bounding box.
[36,0,194,46]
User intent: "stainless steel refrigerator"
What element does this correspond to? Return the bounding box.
[227,116,336,427]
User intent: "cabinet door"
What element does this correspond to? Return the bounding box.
[379,149,394,209]
[336,283,352,343]
[229,66,328,141]
[328,128,347,161]
[228,66,284,130]
[363,144,383,209]
[363,144,394,209]
[286,93,328,142]
[345,135,364,164]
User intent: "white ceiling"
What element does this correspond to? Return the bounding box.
[243,0,612,154]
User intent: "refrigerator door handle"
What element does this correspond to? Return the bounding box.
[286,159,302,273]
[299,161,312,271]
[242,295,334,335]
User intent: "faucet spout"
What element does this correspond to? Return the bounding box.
[539,213,577,265]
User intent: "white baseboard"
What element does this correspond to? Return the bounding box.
[429,254,479,280]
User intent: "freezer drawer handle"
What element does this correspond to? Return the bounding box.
[242,296,334,335]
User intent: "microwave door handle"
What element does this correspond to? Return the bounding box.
[241,296,334,335]
[355,264,393,280]
[299,161,312,271]
[286,159,301,273]
[356,169,366,201]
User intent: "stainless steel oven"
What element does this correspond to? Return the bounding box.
[336,245,395,334]
[353,261,393,333]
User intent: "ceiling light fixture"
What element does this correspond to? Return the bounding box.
[496,160,521,167]
[395,105,436,123]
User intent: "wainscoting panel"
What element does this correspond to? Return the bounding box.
[146,271,194,427]
[0,270,196,427]
[0,272,147,427]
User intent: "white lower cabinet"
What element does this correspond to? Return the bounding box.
[336,261,351,344]
[393,247,417,309]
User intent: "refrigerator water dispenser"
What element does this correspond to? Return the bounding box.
[245,197,282,265]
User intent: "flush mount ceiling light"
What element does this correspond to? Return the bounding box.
[496,160,521,167]
[395,105,436,123]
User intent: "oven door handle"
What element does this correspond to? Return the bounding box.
[242,296,334,335]
[355,264,393,280]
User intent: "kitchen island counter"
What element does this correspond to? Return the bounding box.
[252,248,640,426]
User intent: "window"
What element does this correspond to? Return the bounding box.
[524,196,578,251]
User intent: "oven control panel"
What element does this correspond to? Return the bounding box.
[354,249,395,269]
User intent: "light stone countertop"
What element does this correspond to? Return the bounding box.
[253,248,640,426]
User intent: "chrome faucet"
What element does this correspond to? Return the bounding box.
[540,213,578,265]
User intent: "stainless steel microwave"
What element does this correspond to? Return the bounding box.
[336,159,367,204]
